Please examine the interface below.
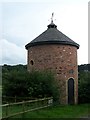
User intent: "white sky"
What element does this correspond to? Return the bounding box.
[0,0,89,65]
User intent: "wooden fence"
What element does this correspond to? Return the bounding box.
[1,97,53,119]
[2,96,36,104]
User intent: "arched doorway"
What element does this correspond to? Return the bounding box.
[68,78,74,104]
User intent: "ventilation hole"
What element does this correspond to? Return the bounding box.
[59,67,62,69]
[30,60,34,65]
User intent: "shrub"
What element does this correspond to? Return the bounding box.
[78,71,90,103]
[2,70,59,102]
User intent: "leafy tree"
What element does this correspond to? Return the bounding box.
[2,71,29,97]
[27,71,59,101]
[2,70,59,102]
[78,71,90,103]
[2,64,27,73]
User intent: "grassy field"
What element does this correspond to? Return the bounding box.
[2,103,90,119]
[21,104,90,118]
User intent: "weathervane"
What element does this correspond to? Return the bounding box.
[51,12,54,23]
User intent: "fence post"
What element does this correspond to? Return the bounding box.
[22,101,25,119]
[48,97,53,106]
[6,103,9,118]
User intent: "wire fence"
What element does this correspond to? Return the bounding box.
[1,97,53,119]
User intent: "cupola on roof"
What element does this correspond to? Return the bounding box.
[25,15,79,49]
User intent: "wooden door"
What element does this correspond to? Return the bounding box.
[68,78,74,104]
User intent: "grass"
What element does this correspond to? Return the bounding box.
[2,100,49,118]
[24,104,90,118]
[2,103,90,118]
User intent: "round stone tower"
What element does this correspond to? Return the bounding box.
[25,19,79,104]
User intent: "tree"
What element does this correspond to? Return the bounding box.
[2,71,29,97]
[78,71,90,103]
[2,70,59,102]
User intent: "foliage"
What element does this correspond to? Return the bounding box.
[27,70,59,101]
[2,64,27,73]
[78,64,90,72]
[78,71,90,103]
[2,69,59,102]
[2,64,90,104]
[2,71,29,97]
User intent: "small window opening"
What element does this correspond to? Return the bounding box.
[30,60,34,65]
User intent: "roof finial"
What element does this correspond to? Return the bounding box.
[47,12,57,28]
[51,12,54,23]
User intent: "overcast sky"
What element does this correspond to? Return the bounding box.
[0,0,88,65]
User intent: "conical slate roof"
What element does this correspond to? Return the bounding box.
[25,22,79,49]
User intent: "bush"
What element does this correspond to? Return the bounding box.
[2,70,59,102]
[78,71,90,103]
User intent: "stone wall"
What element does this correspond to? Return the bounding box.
[27,44,78,104]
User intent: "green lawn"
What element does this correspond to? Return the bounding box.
[2,104,90,119]
[23,104,90,118]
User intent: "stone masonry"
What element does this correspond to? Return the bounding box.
[27,44,78,104]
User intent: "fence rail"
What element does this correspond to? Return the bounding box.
[2,96,36,103]
[1,97,53,119]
